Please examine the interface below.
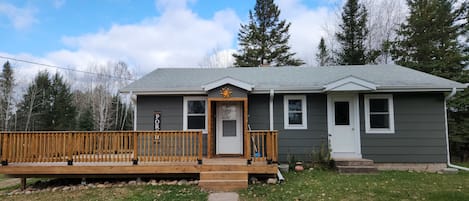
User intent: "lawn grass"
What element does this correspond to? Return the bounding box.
[1,185,208,201]
[240,170,469,201]
[454,162,469,168]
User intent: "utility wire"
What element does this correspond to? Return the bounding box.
[0,55,135,80]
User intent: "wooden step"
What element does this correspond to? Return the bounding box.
[199,170,248,191]
[200,171,248,180]
[337,166,378,174]
[334,158,375,166]
[203,158,247,165]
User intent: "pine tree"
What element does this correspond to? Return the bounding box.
[392,0,467,79]
[49,73,76,131]
[335,0,377,65]
[233,0,304,67]
[78,105,94,131]
[0,61,14,131]
[316,37,331,66]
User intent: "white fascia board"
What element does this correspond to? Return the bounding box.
[202,77,254,91]
[324,76,378,92]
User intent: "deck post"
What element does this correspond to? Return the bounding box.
[67,133,73,165]
[133,132,138,165]
[198,131,203,164]
[1,133,9,165]
[244,99,251,160]
[20,177,26,190]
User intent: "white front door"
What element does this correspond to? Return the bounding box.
[216,102,243,155]
[327,94,361,159]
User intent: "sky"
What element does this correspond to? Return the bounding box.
[0,0,342,85]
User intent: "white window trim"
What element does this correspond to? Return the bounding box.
[364,94,395,134]
[183,96,208,134]
[284,95,308,130]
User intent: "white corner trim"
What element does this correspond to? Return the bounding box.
[364,94,395,134]
[202,77,254,91]
[183,96,208,133]
[269,89,274,131]
[324,76,378,92]
[283,95,307,130]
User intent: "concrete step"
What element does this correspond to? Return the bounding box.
[337,165,378,174]
[334,159,375,166]
[200,171,248,180]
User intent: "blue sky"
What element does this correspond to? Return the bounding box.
[0,0,341,81]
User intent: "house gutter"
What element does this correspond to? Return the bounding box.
[444,87,469,171]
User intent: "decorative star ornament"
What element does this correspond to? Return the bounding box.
[220,87,232,98]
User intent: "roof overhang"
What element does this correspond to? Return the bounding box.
[202,77,254,92]
[323,76,378,92]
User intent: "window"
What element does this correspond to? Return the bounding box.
[334,101,350,125]
[183,97,207,133]
[364,94,395,134]
[284,95,307,129]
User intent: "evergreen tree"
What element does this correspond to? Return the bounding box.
[0,61,14,131]
[78,105,94,131]
[392,0,467,79]
[335,0,377,65]
[316,37,332,66]
[49,73,76,130]
[233,0,304,67]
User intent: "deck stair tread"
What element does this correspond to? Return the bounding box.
[199,170,248,191]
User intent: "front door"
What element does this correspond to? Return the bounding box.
[216,102,243,155]
[328,94,361,158]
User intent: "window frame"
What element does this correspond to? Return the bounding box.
[183,96,208,133]
[364,94,395,134]
[284,95,308,130]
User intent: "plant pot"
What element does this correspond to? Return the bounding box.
[294,162,304,172]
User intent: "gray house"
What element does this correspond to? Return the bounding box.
[121,64,466,171]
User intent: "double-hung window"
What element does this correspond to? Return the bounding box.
[183,97,207,133]
[284,95,307,129]
[364,94,395,134]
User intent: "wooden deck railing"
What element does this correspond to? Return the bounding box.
[0,131,203,164]
[249,130,278,163]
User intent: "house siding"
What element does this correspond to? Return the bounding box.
[360,92,448,163]
[272,94,329,162]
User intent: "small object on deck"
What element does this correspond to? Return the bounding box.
[267,159,272,164]
[1,160,8,166]
[247,159,252,165]
[21,178,27,190]
[198,159,203,165]
[132,159,138,165]
[81,178,87,185]
[67,160,73,166]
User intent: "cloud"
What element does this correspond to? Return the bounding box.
[0,2,38,30]
[53,0,240,76]
[277,0,339,66]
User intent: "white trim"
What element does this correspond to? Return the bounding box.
[202,77,254,91]
[183,96,208,134]
[283,95,307,130]
[327,93,362,159]
[133,94,137,131]
[269,89,274,131]
[364,94,395,134]
[324,76,377,92]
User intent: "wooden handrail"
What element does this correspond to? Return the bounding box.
[249,130,278,163]
[0,131,203,164]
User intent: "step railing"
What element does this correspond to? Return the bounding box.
[249,130,278,163]
[0,131,203,164]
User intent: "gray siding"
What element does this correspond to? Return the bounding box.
[137,96,183,130]
[273,94,328,162]
[360,93,447,163]
[248,94,270,130]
